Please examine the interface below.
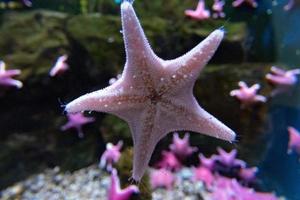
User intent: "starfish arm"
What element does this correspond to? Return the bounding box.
[49,65,61,77]
[254,95,267,102]
[60,122,72,131]
[128,104,165,181]
[108,169,119,199]
[160,97,236,142]
[119,186,139,200]
[121,2,163,92]
[288,68,300,75]
[238,81,248,88]
[232,0,244,7]
[270,66,286,75]
[230,89,241,97]
[250,83,260,91]
[160,29,224,93]
[121,2,158,67]
[0,78,23,88]
[266,74,295,85]
[196,0,205,12]
[65,84,146,118]
[4,69,22,77]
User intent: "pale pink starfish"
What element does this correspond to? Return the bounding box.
[156,151,182,171]
[216,147,246,168]
[169,132,198,160]
[61,113,95,138]
[230,81,267,107]
[238,167,258,182]
[49,55,69,77]
[212,0,225,18]
[185,0,210,20]
[99,141,123,172]
[193,166,214,187]
[108,169,139,200]
[199,153,217,171]
[65,0,235,181]
[287,126,300,155]
[150,168,175,190]
[266,66,300,96]
[232,0,258,8]
[0,61,23,89]
[266,66,300,86]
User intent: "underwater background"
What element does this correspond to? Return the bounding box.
[0,0,300,199]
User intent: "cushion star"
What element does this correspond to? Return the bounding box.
[65,0,236,181]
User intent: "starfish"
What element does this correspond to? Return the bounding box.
[49,55,69,77]
[60,113,95,138]
[99,141,123,172]
[266,66,300,96]
[212,0,226,19]
[216,147,246,168]
[230,81,267,108]
[65,0,235,181]
[185,0,210,20]
[156,151,182,171]
[232,0,258,8]
[108,169,139,200]
[150,168,175,190]
[0,61,23,89]
[199,153,217,171]
[266,66,300,86]
[287,126,300,155]
[169,132,198,160]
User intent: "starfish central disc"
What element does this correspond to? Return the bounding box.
[65,1,236,181]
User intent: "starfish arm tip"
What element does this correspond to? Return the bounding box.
[228,131,236,142]
[121,0,132,10]
[230,90,238,96]
[211,29,225,40]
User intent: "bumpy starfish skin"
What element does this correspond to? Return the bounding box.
[65,1,235,181]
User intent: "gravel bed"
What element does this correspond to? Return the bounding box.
[0,165,204,200]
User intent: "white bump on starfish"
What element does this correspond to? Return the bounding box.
[65,1,235,181]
